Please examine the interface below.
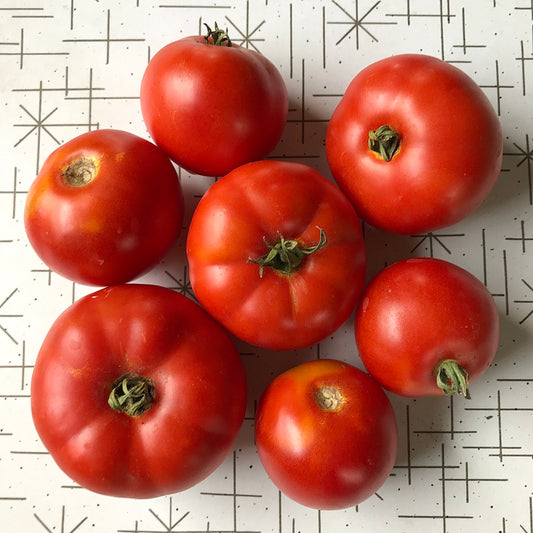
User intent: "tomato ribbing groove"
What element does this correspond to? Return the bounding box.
[315,385,344,412]
[368,125,401,162]
[62,157,99,187]
[248,226,327,278]
[435,359,471,399]
[108,372,156,417]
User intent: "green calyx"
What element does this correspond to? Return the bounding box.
[435,359,471,399]
[203,22,232,47]
[248,226,327,278]
[368,125,400,162]
[108,373,155,417]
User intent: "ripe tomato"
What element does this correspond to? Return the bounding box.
[255,359,398,510]
[186,160,367,350]
[140,24,288,177]
[355,258,499,398]
[326,54,503,234]
[24,129,184,286]
[30,284,247,498]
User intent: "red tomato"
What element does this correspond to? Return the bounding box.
[186,160,367,350]
[326,54,503,234]
[355,258,500,398]
[30,284,247,498]
[255,359,398,510]
[140,24,288,177]
[24,129,184,286]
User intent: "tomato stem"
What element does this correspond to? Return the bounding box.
[248,226,327,278]
[108,373,155,417]
[315,385,344,412]
[62,157,98,187]
[368,125,400,162]
[435,359,471,399]
[203,22,232,47]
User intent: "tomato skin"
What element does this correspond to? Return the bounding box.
[24,129,184,286]
[326,54,503,234]
[186,160,367,350]
[355,258,499,397]
[255,359,398,510]
[30,284,247,498]
[140,35,288,177]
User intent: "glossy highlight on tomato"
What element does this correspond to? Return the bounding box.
[255,359,398,510]
[30,284,247,499]
[24,129,184,286]
[326,54,503,234]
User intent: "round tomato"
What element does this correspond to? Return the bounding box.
[186,160,367,350]
[24,129,184,286]
[140,24,288,177]
[255,358,398,510]
[325,54,503,235]
[30,284,247,498]
[355,258,500,398]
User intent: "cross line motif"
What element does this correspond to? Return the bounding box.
[505,220,533,253]
[0,340,32,391]
[0,28,68,69]
[478,59,514,116]
[516,40,533,96]
[63,9,145,64]
[200,451,262,533]
[452,7,486,55]
[464,390,533,461]
[397,443,475,529]
[0,167,27,219]
[442,461,507,503]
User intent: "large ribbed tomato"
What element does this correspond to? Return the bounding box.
[186,160,367,351]
[31,284,247,498]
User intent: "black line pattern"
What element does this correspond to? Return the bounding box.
[0,1,531,532]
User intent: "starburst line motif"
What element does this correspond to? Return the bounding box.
[118,498,245,533]
[0,288,22,345]
[410,232,466,256]
[328,0,395,49]
[504,133,533,205]
[224,1,266,51]
[514,278,533,324]
[164,268,195,299]
[34,506,88,533]
[13,71,101,173]
[13,81,62,173]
